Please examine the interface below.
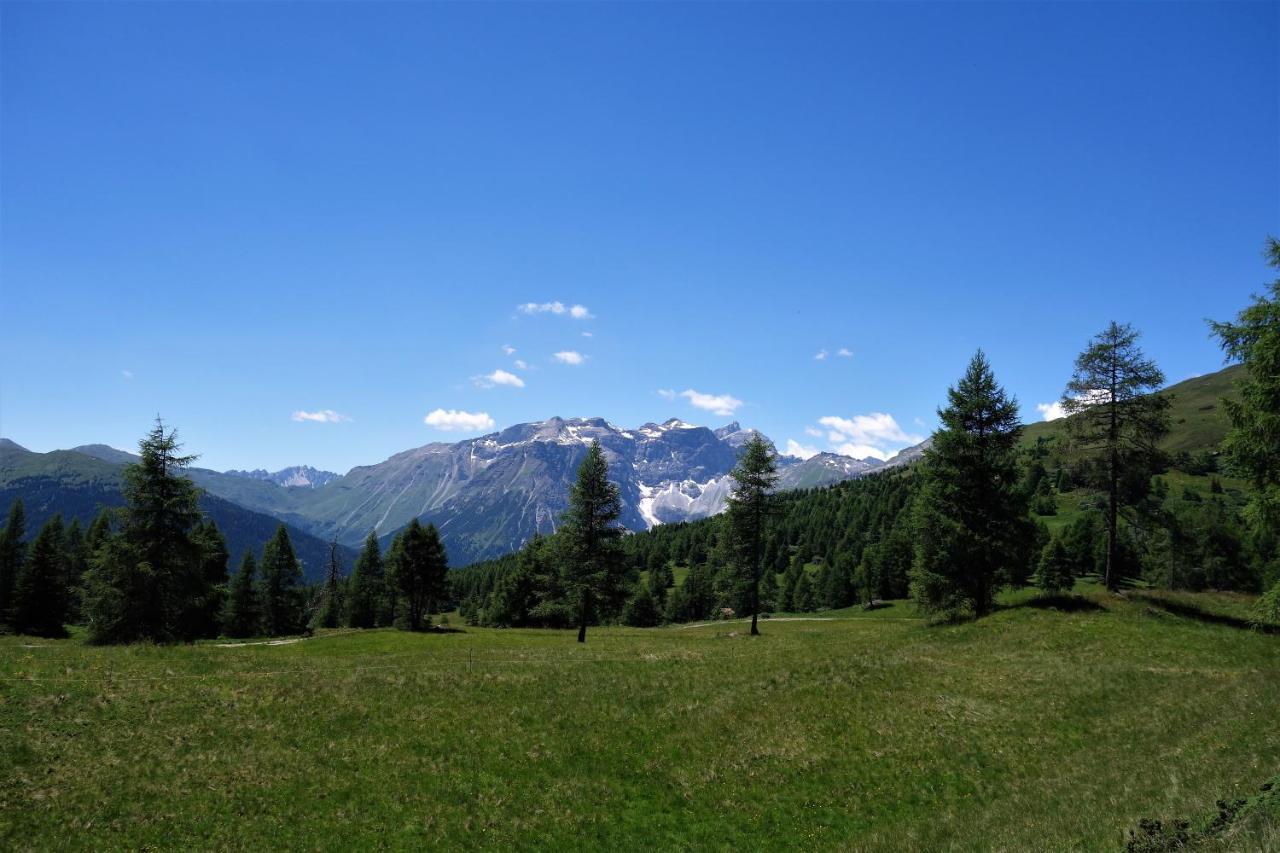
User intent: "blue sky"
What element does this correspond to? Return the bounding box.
[2,1,1276,473]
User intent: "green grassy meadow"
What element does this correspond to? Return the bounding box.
[3,589,1278,851]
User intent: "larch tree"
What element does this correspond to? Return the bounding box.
[1211,237,1280,623]
[314,540,344,629]
[725,434,778,635]
[1061,323,1170,591]
[82,419,209,643]
[911,350,1028,619]
[562,440,625,642]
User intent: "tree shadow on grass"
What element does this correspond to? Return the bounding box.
[1131,592,1280,636]
[1005,594,1106,614]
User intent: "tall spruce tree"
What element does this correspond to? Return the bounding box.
[62,518,89,623]
[0,498,28,631]
[314,540,344,629]
[12,515,70,637]
[387,520,448,630]
[82,419,210,643]
[346,531,385,629]
[222,551,261,638]
[1061,322,1170,590]
[911,351,1027,619]
[260,524,305,636]
[562,440,625,642]
[1211,237,1280,623]
[725,434,779,635]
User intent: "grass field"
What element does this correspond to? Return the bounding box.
[3,589,1278,851]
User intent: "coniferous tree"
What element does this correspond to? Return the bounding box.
[912,351,1028,619]
[1061,323,1170,590]
[186,521,230,639]
[12,515,70,637]
[0,498,28,631]
[314,540,344,629]
[222,552,261,638]
[623,584,661,627]
[260,524,305,636]
[387,520,449,630]
[561,440,625,642]
[725,434,778,635]
[346,531,385,629]
[82,419,209,643]
[1035,537,1075,594]
[758,565,778,612]
[62,518,89,623]
[1210,238,1280,623]
[792,569,815,612]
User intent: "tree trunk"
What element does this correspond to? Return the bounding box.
[577,593,588,643]
[750,571,760,636]
[1107,362,1119,592]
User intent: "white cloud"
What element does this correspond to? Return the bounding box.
[785,439,820,460]
[657,388,677,400]
[424,409,495,432]
[581,331,593,338]
[835,442,892,462]
[502,344,516,356]
[121,369,134,380]
[518,301,593,320]
[554,350,585,365]
[815,412,924,460]
[837,348,853,358]
[804,426,824,438]
[292,409,351,424]
[1039,390,1110,421]
[513,359,530,370]
[814,349,828,361]
[680,389,743,417]
[1036,401,1067,421]
[475,369,525,388]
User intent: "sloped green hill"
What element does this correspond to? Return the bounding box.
[0,441,351,580]
[1022,363,1244,454]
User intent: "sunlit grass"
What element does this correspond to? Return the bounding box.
[2,590,1277,851]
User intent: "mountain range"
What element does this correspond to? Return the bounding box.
[0,417,921,573]
[1,364,1238,574]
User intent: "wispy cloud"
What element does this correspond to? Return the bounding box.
[121,369,135,380]
[581,331,593,338]
[475,368,525,388]
[292,409,351,424]
[837,347,853,358]
[785,439,820,460]
[501,344,516,356]
[424,409,495,432]
[814,349,828,361]
[554,351,585,365]
[518,301,593,320]
[804,426,824,438]
[513,359,530,370]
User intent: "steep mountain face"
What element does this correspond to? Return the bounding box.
[181,416,914,566]
[775,452,881,490]
[0,442,351,580]
[224,466,340,489]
